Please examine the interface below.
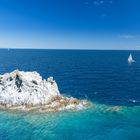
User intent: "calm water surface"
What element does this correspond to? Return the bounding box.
[0,49,140,140]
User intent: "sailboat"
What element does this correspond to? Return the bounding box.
[128,53,135,63]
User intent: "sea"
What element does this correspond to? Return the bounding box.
[0,49,140,140]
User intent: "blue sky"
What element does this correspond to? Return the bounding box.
[0,0,140,49]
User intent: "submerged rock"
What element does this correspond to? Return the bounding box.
[0,70,90,112]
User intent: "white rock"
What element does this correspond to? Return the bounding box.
[0,70,90,112]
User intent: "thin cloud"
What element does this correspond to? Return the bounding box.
[119,34,136,39]
[92,0,113,6]
[93,1,100,5]
[100,1,104,4]
[108,1,113,4]
[93,0,105,6]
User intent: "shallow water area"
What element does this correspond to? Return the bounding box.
[0,102,140,140]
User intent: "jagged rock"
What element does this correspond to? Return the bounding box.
[0,70,90,112]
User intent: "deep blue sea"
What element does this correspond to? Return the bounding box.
[0,49,140,140]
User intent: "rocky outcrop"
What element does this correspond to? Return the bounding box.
[0,70,90,112]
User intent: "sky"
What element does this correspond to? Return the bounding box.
[0,0,140,49]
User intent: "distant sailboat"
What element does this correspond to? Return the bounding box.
[128,53,135,63]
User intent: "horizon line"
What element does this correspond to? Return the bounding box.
[0,48,140,51]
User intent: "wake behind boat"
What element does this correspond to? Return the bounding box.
[128,53,135,63]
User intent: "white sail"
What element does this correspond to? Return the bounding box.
[128,53,135,63]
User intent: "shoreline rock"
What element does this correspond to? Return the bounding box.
[0,70,90,112]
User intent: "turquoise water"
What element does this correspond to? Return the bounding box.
[0,50,140,140]
[0,103,140,140]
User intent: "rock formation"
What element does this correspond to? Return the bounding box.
[0,70,89,112]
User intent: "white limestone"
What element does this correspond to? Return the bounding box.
[0,70,89,112]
